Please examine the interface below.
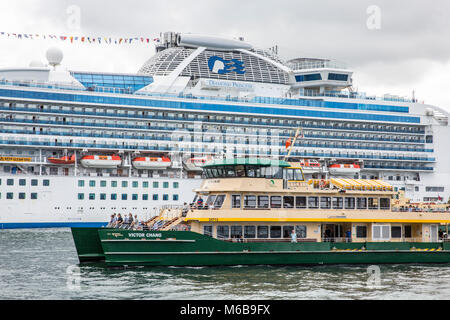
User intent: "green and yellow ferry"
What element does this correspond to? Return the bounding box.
[71,158,450,267]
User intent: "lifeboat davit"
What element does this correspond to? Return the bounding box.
[132,156,171,169]
[329,163,361,175]
[47,155,76,165]
[183,157,209,172]
[80,155,122,168]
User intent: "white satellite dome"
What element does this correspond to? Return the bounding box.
[46,47,63,67]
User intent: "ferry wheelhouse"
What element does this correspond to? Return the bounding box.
[71,158,450,267]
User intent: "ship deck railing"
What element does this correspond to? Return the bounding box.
[220,238,317,243]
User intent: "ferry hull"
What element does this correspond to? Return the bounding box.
[73,229,450,267]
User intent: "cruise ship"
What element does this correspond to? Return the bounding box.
[0,31,449,229]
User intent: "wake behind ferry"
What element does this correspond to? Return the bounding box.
[71,158,450,267]
[0,32,449,229]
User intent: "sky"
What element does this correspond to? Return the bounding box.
[0,0,449,111]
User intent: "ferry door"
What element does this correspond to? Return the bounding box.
[422,224,438,242]
[430,225,438,242]
[63,167,69,176]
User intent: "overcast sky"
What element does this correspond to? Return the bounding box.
[0,0,449,111]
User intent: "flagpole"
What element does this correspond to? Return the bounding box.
[285,127,302,160]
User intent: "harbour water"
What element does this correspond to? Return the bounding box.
[1,228,450,300]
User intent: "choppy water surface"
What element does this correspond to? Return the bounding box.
[1,228,450,300]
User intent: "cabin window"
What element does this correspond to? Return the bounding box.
[270,226,282,238]
[372,225,390,241]
[332,197,343,209]
[283,196,295,208]
[356,226,367,238]
[380,198,390,210]
[391,226,402,238]
[216,225,229,239]
[31,179,38,186]
[296,196,307,209]
[78,180,85,187]
[357,197,367,209]
[236,165,245,177]
[308,197,319,209]
[244,195,257,208]
[295,225,307,238]
[203,225,213,237]
[258,196,269,209]
[206,195,216,207]
[244,226,256,238]
[368,198,379,210]
[257,226,269,238]
[231,195,241,208]
[231,226,243,239]
[345,197,355,209]
[404,225,412,238]
[270,196,282,208]
[320,197,331,209]
[282,226,294,238]
[214,195,226,208]
[225,167,236,177]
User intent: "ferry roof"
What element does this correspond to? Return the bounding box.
[203,158,291,168]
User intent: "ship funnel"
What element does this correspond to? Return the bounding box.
[176,33,252,51]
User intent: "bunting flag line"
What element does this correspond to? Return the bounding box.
[0,31,159,45]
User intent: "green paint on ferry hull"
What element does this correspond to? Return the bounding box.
[91,229,450,267]
[71,227,105,262]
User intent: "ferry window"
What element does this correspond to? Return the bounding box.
[100,181,107,187]
[173,182,179,189]
[391,226,402,238]
[203,225,213,237]
[295,225,307,238]
[345,197,356,209]
[294,169,304,181]
[258,196,269,209]
[7,192,13,199]
[206,195,217,207]
[19,179,26,186]
[236,165,245,177]
[308,197,319,209]
[122,194,127,200]
[163,182,169,188]
[380,198,390,210]
[31,179,38,186]
[19,193,26,199]
[404,225,412,238]
[270,226,282,238]
[111,181,117,187]
[320,197,331,209]
[368,198,378,210]
[77,193,84,200]
[244,226,256,238]
[153,194,158,200]
[271,196,282,208]
[296,196,307,209]
[231,226,243,239]
[225,167,236,177]
[372,225,390,241]
[153,182,159,188]
[257,226,269,238]
[111,194,117,200]
[332,197,343,209]
[283,226,294,238]
[89,193,95,200]
[214,195,226,208]
[357,197,367,209]
[163,194,169,201]
[244,195,257,208]
[284,169,294,180]
[100,193,106,200]
[122,181,128,188]
[89,180,96,187]
[7,179,13,186]
[283,196,294,208]
[217,225,229,239]
[231,195,241,208]
[132,194,138,201]
[31,193,38,200]
[356,226,367,238]
[272,167,283,179]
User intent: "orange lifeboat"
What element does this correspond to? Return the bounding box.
[294,159,321,173]
[183,157,209,172]
[329,163,361,175]
[80,155,121,168]
[47,155,75,165]
[132,156,171,169]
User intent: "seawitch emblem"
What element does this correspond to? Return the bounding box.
[208,56,245,74]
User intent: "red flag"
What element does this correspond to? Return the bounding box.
[285,138,292,149]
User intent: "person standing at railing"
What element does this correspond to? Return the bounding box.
[291,229,297,243]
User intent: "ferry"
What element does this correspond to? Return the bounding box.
[71,158,450,267]
[0,31,449,229]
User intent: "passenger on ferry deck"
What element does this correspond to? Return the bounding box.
[291,229,297,243]
[196,197,204,208]
[115,214,123,227]
[128,213,134,226]
[108,214,115,227]
[346,230,352,243]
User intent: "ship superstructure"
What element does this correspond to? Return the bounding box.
[0,31,449,228]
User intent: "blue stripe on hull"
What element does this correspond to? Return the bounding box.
[0,222,108,229]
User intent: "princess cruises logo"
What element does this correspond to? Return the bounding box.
[208,56,245,75]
